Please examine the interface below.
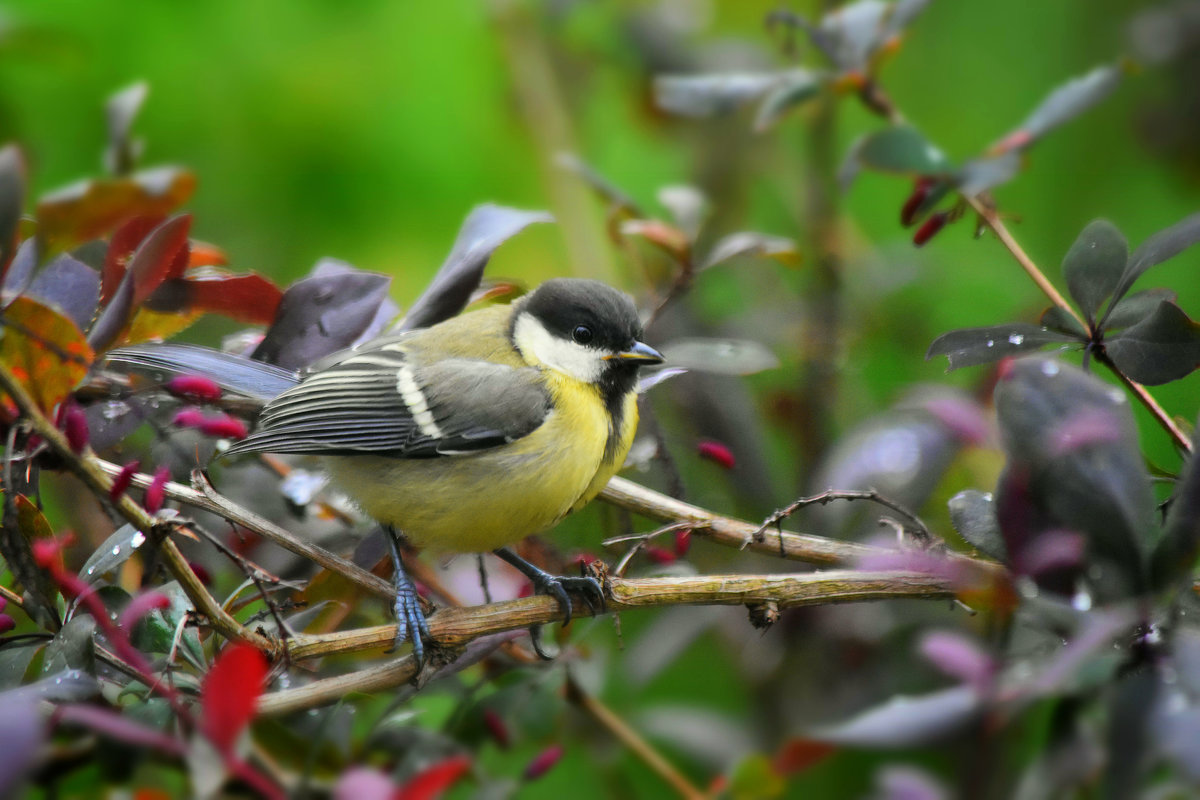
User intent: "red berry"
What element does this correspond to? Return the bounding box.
[644,545,676,565]
[523,745,564,781]
[483,709,511,749]
[0,614,14,634]
[697,439,735,469]
[913,211,950,247]
[109,460,141,503]
[674,528,692,557]
[171,408,208,429]
[900,178,934,227]
[166,375,223,404]
[144,466,170,514]
[61,405,90,453]
[198,415,248,440]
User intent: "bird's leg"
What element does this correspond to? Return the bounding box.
[493,547,605,660]
[385,526,431,669]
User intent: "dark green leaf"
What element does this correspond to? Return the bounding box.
[1151,420,1200,590]
[0,641,40,690]
[809,685,981,747]
[1108,211,1200,309]
[858,125,953,176]
[1040,306,1088,338]
[1104,669,1159,798]
[995,357,1154,598]
[753,69,825,132]
[1103,288,1177,331]
[1062,220,1127,322]
[41,615,95,676]
[653,72,782,117]
[0,144,25,283]
[399,204,552,332]
[948,490,1006,561]
[926,324,1075,370]
[956,152,1020,197]
[1105,300,1200,385]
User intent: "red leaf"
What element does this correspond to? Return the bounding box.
[397,755,472,800]
[179,272,283,325]
[912,211,949,247]
[129,215,192,306]
[103,216,163,303]
[200,643,269,753]
[772,738,836,775]
[187,241,228,268]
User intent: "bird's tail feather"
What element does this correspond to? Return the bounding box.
[102,344,301,403]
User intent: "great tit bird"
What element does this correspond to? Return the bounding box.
[104,278,664,664]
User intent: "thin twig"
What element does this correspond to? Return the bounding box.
[565,671,705,800]
[1097,353,1193,453]
[758,488,934,544]
[0,361,273,653]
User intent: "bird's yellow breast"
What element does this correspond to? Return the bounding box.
[320,368,637,554]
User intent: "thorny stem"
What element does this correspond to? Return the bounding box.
[0,362,274,653]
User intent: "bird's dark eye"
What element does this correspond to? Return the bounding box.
[572,325,594,345]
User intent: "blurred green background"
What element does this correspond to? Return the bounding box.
[3,0,1198,796]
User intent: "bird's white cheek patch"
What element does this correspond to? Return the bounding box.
[396,364,445,438]
[513,313,604,383]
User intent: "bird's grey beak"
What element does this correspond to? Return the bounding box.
[606,340,664,365]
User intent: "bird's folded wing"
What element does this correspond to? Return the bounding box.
[224,350,551,458]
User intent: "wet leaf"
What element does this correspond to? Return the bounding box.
[400,204,552,331]
[1039,306,1088,338]
[1062,220,1127,322]
[753,68,825,132]
[104,82,148,176]
[948,489,1006,560]
[1109,210,1200,309]
[0,144,26,283]
[41,615,96,675]
[79,524,149,585]
[1105,300,1200,385]
[994,357,1153,598]
[0,295,94,412]
[1103,287,1176,331]
[653,71,783,117]
[1150,421,1200,590]
[857,125,953,176]
[956,152,1021,197]
[926,323,1074,370]
[990,64,1122,154]
[25,253,101,332]
[252,265,391,370]
[701,232,801,270]
[809,685,981,747]
[659,338,779,375]
[37,167,196,251]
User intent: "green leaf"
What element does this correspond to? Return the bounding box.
[994,357,1154,598]
[1151,421,1200,591]
[948,490,1007,561]
[753,69,825,132]
[926,323,1077,370]
[1105,300,1200,385]
[1040,306,1088,338]
[1103,288,1177,331]
[1108,211,1200,310]
[1063,220,1128,322]
[857,125,953,175]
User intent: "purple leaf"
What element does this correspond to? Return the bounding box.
[0,692,43,798]
[398,204,551,332]
[809,685,982,747]
[1105,300,1200,385]
[1109,210,1200,307]
[1062,219,1127,322]
[26,254,101,332]
[55,703,183,755]
[918,631,995,691]
[333,768,396,800]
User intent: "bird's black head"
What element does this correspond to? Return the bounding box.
[511,278,663,393]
